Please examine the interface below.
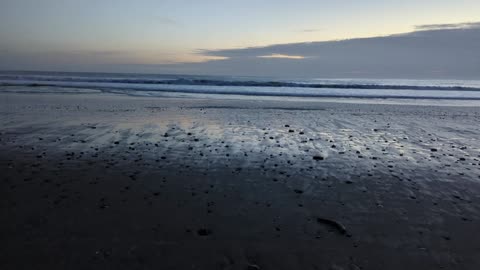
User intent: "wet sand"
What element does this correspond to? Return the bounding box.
[1,92,480,269]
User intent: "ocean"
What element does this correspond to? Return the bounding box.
[1,71,480,101]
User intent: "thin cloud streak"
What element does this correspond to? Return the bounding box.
[298,28,322,33]
[257,54,306,59]
[415,21,480,30]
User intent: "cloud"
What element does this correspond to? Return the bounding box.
[415,21,480,31]
[168,22,480,79]
[257,54,306,59]
[298,28,322,33]
[0,49,145,72]
[75,50,129,57]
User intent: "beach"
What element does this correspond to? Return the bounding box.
[1,91,480,270]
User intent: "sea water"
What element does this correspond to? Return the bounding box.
[1,71,480,101]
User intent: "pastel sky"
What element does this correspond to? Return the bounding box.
[0,0,479,78]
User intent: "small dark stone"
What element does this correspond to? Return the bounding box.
[313,156,324,161]
[197,228,212,236]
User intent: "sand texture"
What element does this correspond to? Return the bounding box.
[1,93,480,269]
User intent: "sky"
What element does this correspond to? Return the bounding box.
[0,0,479,78]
